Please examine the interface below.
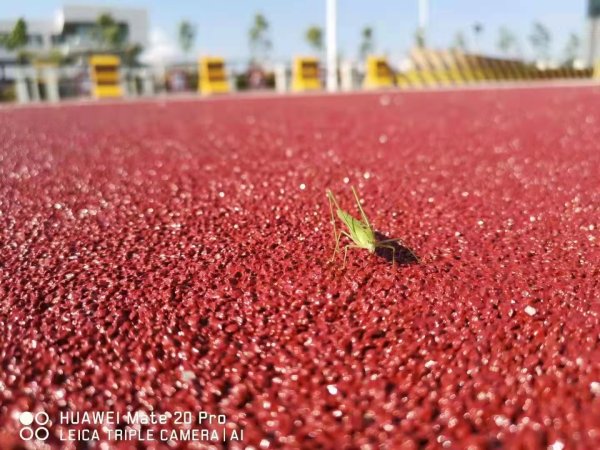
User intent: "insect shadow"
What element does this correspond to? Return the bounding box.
[373,231,419,265]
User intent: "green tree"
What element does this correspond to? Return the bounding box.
[0,18,28,51]
[359,26,374,60]
[33,49,67,65]
[305,26,323,53]
[414,28,426,48]
[122,43,143,66]
[94,13,124,50]
[452,31,468,52]
[562,32,580,66]
[178,21,196,56]
[497,27,517,56]
[529,22,552,63]
[0,18,29,63]
[249,13,271,64]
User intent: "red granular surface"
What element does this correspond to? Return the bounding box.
[1,87,599,449]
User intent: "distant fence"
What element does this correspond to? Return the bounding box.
[1,50,598,103]
[396,49,594,88]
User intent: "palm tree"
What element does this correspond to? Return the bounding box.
[562,32,580,66]
[414,28,426,49]
[305,26,323,54]
[249,13,271,65]
[359,26,374,60]
[529,22,552,64]
[94,14,124,51]
[452,31,468,52]
[178,21,196,58]
[497,27,517,57]
[122,44,143,66]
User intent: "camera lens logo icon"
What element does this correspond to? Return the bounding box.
[19,411,50,441]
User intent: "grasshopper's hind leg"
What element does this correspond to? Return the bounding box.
[331,230,343,262]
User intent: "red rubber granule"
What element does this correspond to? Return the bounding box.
[0,87,599,449]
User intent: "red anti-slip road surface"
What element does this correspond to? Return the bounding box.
[1,87,599,449]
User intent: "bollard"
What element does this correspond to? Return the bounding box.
[228,70,237,93]
[126,69,137,97]
[29,67,41,102]
[141,68,155,96]
[274,64,288,93]
[14,67,30,104]
[43,67,60,103]
[340,61,355,91]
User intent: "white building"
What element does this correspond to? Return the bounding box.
[587,0,600,66]
[0,4,148,63]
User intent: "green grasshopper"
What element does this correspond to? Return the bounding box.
[326,186,418,267]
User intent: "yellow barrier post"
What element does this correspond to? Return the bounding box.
[594,60,600,79]
[363,56,395,89]
[291,57,322,92]
[198,57,230,95]
[90,55,123,99]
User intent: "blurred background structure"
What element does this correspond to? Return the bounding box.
[587,0,600,64]
[0,5,147,61]
[0,0,599,103]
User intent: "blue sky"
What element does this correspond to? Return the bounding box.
[1,1,589,63]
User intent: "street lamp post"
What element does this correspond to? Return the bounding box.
[326,0,338,92]
[419,0,429,44]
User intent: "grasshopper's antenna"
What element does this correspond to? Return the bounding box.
[326,190,341,259]
[327,189,342,210]
[351,186,372,229]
